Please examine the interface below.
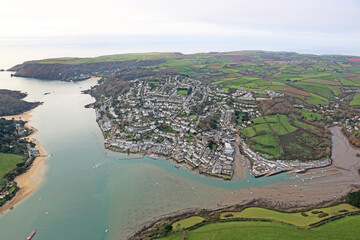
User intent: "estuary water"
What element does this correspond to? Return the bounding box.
[0,72,289,239]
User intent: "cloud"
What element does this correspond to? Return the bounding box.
[1,0,359,37]
[0,0,359,57]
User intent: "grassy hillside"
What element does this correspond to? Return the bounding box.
[138,203,360,240]
[240,112,330,160]
[220,204,358,227]
[160,215,360,240]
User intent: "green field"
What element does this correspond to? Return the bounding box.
[254,143,280,156]
[252,116,266,124]
[241,114,300,157]
[177,89,189,95]
[0,153,23,186]
[240,127,256,137]
[220,204,359,227]
[189,115,197,120]
[184,136,195,142]
[306,93,329,105]
[240,111,329,160]
[300,109,322,121]
[160,215,360,240]
[350,93,360,106]
[253,133,278,147]
[171,216,205,230]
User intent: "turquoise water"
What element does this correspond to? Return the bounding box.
[0,72,289,239]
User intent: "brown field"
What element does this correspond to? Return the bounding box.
[278,87,310,97]
[347,58,360,62]
[223,55,251,62]
[259,55,291,61]
[345,72,360,77]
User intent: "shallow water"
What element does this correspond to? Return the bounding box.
[0,72,289,239]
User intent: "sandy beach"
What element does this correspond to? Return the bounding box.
[0,111,48,215]
[88,76,101,81]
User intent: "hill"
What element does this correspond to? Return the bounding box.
[0,89,41,116]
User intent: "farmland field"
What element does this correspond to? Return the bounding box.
[239,113,325,159]
[171,216,205,230]
[300,109,322,121]
[220,204,359,227]
[0,153,23,186]
[160,215,360,240]
[350,93,360,106]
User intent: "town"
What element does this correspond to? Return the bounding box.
[93,75,333,179]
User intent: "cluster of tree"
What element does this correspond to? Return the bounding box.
[258,98,291,115]
[0,118,32,155]
[0,89,40,116]
[347,190,360,208]
[234,110,249,123]
[87,69,182,102]
[347,134,360,148]
[279,128,331,161]
[158,123,174,133]
[207,139,218,151]
[106,68,156,82]
[88,81,131,101]
[197,113,221,131]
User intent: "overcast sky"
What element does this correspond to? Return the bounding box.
[0,0,359,66]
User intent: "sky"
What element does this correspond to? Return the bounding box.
[0,0,359,67]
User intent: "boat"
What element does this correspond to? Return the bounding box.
[27,230,36,240]
[93,162,103,169]
[105,229,109,233]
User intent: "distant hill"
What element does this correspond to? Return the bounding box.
[8,57,165,81]
[0,89,40,116]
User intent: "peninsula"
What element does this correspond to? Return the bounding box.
[0,89,40,116]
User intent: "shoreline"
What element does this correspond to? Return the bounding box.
[87,76,101,81]
[0,111,48,215]
[107,145,234,181]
